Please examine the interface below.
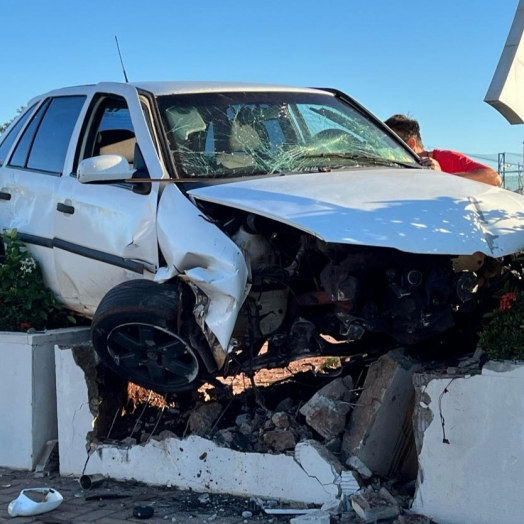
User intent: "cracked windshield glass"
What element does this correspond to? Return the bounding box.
[157,91,417,178]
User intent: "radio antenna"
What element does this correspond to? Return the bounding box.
[114,36,129,83]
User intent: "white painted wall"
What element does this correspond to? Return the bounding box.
[412,361,524,524]
[0,328,90,470]
[55,345,344,504]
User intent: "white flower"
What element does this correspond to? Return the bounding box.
[20,257,36,275]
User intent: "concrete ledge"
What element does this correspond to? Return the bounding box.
[55,344,345,504]
[0,328,90,470]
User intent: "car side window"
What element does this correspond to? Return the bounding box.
[9,101,49,168]
[78,96,136,168]
[9,96,85,174]
[0,105,37,166]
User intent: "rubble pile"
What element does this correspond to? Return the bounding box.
[84,346,489,524]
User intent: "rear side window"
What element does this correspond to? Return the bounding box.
[10,96,85,174]
[0,106,36,166]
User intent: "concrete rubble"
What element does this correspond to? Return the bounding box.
[350,486,400,523]
[56,339,524,523]
[342,350,419,480]
[299,377,354,440]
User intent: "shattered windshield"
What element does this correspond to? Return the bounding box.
[157,91,417,178]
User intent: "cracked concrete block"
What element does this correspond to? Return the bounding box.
[342,349,419,480]
[294,440,343,493]
[300,379,352,440]
[346,456,372,479]
[350,487,400,523]
[290,511,331,524]
[316,377,354,400]
[189,403,223,437]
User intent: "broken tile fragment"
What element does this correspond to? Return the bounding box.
[350,487,400,523]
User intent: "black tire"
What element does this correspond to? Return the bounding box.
[91,279,206,393]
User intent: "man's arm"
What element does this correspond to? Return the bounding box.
[431,150,502,187]
[452,168,502,187]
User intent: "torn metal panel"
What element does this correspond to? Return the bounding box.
[485,0,524,124]
[156,184,249,361]
[189,169,524,257]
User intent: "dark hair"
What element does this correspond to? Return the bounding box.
[384,114,423,147]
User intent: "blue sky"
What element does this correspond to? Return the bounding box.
[1,0,522,158]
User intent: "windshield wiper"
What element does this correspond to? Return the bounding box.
[297,152,418,169]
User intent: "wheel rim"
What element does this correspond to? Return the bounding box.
[106,323,200,390]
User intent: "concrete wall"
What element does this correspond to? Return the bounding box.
[55,344,348,504]
[0,328,90,470]
[412,361,524,524]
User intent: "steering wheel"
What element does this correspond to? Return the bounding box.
[312,128,359,145]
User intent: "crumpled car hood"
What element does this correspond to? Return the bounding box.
[188,168,524,257]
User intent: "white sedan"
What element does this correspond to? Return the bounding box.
[0,81,522,392]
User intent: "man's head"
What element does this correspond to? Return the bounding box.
[384,114,424,153]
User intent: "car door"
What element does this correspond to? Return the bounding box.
[53,85,161,315]
[0,104,40,240]
[0,95,87,296]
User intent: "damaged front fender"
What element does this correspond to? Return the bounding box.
[155,185,249,367]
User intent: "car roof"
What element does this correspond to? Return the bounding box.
[130,81,328,96]
[27,81,330,104]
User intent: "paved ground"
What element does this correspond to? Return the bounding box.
[0,468,293,524]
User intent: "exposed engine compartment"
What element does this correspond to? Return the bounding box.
[195,201,494,370]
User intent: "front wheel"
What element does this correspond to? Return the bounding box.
[91,280,207,393]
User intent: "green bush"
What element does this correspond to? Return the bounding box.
[0,230,76,332]
[478,291,524,360]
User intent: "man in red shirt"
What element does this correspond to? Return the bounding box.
[384,114,501,187]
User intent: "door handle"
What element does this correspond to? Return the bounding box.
[0,191,11,201]
[57,203,75,214]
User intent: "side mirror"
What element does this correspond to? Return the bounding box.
[77,155,134,184]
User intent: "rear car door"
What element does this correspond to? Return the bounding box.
[0,95,87,296]
[53,84,161,315]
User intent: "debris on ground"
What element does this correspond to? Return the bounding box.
[350,486,400,523]
[8,487,64,517]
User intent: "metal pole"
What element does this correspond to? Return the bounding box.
[498,152,506,188]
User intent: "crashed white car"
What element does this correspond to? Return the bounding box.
[0,81,523,392]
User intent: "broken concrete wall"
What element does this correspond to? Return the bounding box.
[55,343,352,504]
[342,349,419,480]
[412,361,524,524]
